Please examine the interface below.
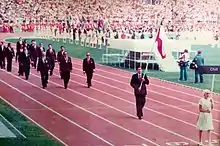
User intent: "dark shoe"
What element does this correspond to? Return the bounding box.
[138,117,142,120]
[25,76,28,80]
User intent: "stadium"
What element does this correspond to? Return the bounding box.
[0,0,220,145]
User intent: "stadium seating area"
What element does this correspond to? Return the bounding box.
[0,0,220,38]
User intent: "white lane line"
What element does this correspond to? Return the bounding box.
[4,68,159,146]
[0,79,113,146]
[0,113,26,138]
[12,65,199,145]
[0,95,68,146]
[67,65,220,113]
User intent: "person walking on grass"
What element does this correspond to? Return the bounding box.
[196,89,214,146]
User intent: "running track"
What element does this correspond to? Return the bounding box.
[0,33,220,146]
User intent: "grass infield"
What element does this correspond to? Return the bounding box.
[0,99,61,146]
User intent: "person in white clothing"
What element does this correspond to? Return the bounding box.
[196,89,214,146]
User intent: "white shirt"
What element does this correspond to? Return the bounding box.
[179,52,189,62]
[42,57,46,62]
[138,73,142,78]
[25,49,28,56]
[65,57,68,63]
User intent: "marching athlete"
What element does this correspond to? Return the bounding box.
[57,46,65,79]
[83,52,95,88]
[46,44,56,76]
[37,52,50,89]
[60,51,72,89]
[130,66,149,120]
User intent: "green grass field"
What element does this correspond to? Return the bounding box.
[6,38,220,93]
[0,99,61,146]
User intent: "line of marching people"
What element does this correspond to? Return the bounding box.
[15,38,73,89]
[0,38,96,89]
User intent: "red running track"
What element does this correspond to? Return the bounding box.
[0,33,220,146]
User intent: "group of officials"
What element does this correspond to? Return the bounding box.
[1,38,149,120]
[0,38,96,89]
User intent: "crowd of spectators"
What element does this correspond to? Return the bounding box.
[0,0,220,39]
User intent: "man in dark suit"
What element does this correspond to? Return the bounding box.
[37,51,50,89]
[18,47,31,80]
[16,37,23,62]
[83,52,95,88]
[46,44,56,76]
[18,47,24,76]
[29,40,38,69]
[60,51,72,89]
[5,43,15,72]
[57,46,65,79]
[36,43,45,60]
[130,66,149,120]
[0,42,6,69]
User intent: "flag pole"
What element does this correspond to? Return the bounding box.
[138,19,163,89]
[143,18,164,75]
[209,74,215,139]
[211,74,215,98]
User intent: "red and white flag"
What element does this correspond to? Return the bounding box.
[155,26,166,59]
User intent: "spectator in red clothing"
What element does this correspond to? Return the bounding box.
[121,32,126,39]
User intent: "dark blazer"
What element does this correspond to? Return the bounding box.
[83,58,95,73]
[57,50,64,63]
[60,57,72,72]
[0,45,6,58]
[5,47,15,59]
[29,45,38,57]
[18,50,30,67]
[37,57,51,73]
[46,49,56,61]
[36,46,45,58]
[16,41,23,52]
[130,73,149,96]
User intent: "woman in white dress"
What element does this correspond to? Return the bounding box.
[196,89,214,145]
